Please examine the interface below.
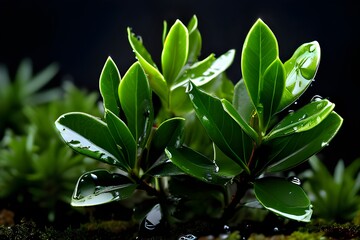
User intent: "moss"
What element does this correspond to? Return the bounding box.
[0,219,138,240]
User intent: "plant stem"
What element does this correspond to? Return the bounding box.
[221,173,251,222]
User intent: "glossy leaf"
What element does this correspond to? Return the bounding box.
[127,28,168,103]
[71,169,137,207]
[173,50,235,89]
[201,73,234,102]
[168,85,194,115]
[265,112,343,172]
[118,62,154,149]
[254,177,312,222]
[278,41,321,111]
[232,79,255,124]
[99,57,121,116]
[161,20,189,85]
[221,99,259,143]
[55,112,129,171]
[165,146,229,184]
[260,58,285,131]
[266,98,335,140]
[145,159,185,178]
[187,15,202,63]
[241,19,278,112]
[187,81,251,173]
[152,117,185,150]
[213,143,243,177]
[145,117,185,170]
[105,110,137,169]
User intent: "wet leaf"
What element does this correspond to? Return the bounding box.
[260,58,285,130]
[145,117,185,170]
[173,50,235,90]
[221,99,258,143]
[265,112,343,172]
[118,62,154,149]
[278,41,321,111]
[165,146,230,185]
[241,19,278,114]
[71,169,137,207]
[55,112,129,171]
[105,110,137,169]
[151,117,185,150]
[232,79,255,124]
[187,15,202,63]
[187,81,251,173]
[127,28,168,103]
[99,57,121,116]
[254,177,312,222]
[145,159,185,178]
[161,20,189,85]
[266,98,335,140]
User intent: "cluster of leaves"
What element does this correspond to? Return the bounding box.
[0,60,102,223]
[301,155,360,222]
[55,15,343,234]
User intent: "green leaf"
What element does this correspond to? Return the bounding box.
[162,20,168,44]
[99,57,121,116]
[187,15,202,63]
[254,177,312,222]
[241,19,278,113]
[105,110,137,169]
[152,117,185,150]
[233,79,255,124]
[127,28,168,103]
[266,98,335,140]
[25,62,59,95]
[118,62,154,149]
[161,20,189,85]
[55,112,129,171]
[146,117,185,170]
[187,81,251,173]
[213,143,243,177]
[278,41,321,111]
[71,169,137,207]
[265,112,343,172]
[221,99,259,143]
[145,159,185,178]
[15,58,32,84]
[173,50,235,89]
[260,58,285,130]
[165,146,229,185]
[201,73,234,101]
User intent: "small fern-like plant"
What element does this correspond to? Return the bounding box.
[301,155,360,222]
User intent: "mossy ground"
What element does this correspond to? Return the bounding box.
[1,210,360,240]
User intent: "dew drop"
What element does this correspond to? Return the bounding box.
[321,142,329,147]
[311,95,323,102]
[287,176,301,185]
[178,234,197,240]
[185,82,193,93]
[309,44,316,52]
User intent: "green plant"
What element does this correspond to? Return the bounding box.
[300,155,360,222]
[55,16,343,236]
[0,80,102,223]
[0,58,61,137]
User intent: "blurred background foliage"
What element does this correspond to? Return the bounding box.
[0,59,103,226]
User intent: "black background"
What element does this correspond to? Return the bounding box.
[0,0,359,168]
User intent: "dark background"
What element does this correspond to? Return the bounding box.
[0,0,359,167]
